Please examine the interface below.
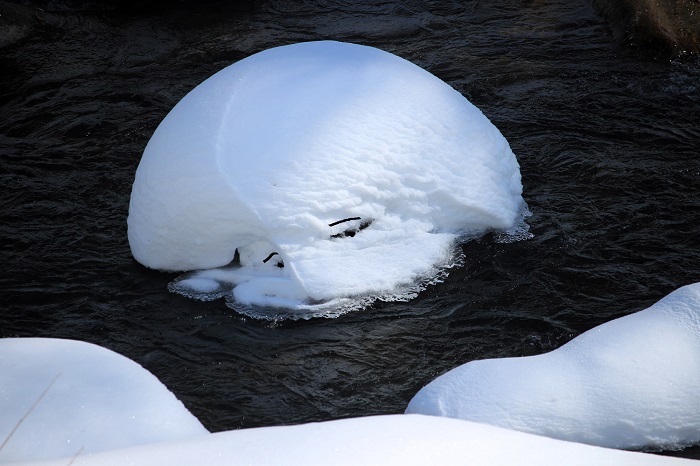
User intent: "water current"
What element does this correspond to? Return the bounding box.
[1,0,699,458]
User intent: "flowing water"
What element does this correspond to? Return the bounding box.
[1,0,699,458]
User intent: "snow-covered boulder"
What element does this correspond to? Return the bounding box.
[0,338,207,463]
[127,40,526,314]
[406,283,700,451]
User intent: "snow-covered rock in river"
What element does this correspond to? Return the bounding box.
[127,40,527,316]
[406,282,700,451]
[0,338,207,463]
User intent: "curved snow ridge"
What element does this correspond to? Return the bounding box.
[127,40,528,314]
[0,338,207,463]
[406,282,700,451]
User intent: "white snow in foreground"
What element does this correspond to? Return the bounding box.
[127,40,527,315]
[3,337,696,465]
[8,414,696,466]
[406,283,700,451]
[0,338,207,463]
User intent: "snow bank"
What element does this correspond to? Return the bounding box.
[406,283,700,451]
[8,415,696,466]
[4,338,696,465]
[127,40,527,316]
[0,338,207,463]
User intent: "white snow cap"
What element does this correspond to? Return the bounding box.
[0,338,207,463]
[127,40,526,315]
[406,282,700,451]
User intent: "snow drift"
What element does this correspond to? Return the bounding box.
[127,40,527,316]
[0,338,207,463]
[406,283,700,451]
[3,330,699,465]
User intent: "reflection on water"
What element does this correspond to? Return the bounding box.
[1,0,699,458]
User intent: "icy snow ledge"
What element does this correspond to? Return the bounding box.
[7,415,696,466]
[0,338,207,463]
[406,283,700,451]
[127,40,527,315]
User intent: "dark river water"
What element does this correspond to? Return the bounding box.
[2,0,699,458]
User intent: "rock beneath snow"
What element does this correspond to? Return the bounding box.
[593,0,700,57]
[127,40,527,315]
[406,282,700,451]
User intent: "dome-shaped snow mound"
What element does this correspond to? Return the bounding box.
[128,40,526,315]
[406,282,700,451]
[0,338,207,463]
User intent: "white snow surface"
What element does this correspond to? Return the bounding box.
[3,337,697,465]
[127,40,526,314]
[406,283,700,451]
[8,415,696,466]
[0,338,207,463]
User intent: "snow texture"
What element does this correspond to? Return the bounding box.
[0,338,207,463]
[406,283,700,451]
[7,415,696,466]
[127,40,526,315]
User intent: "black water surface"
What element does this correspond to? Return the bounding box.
[1,0,699,458]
